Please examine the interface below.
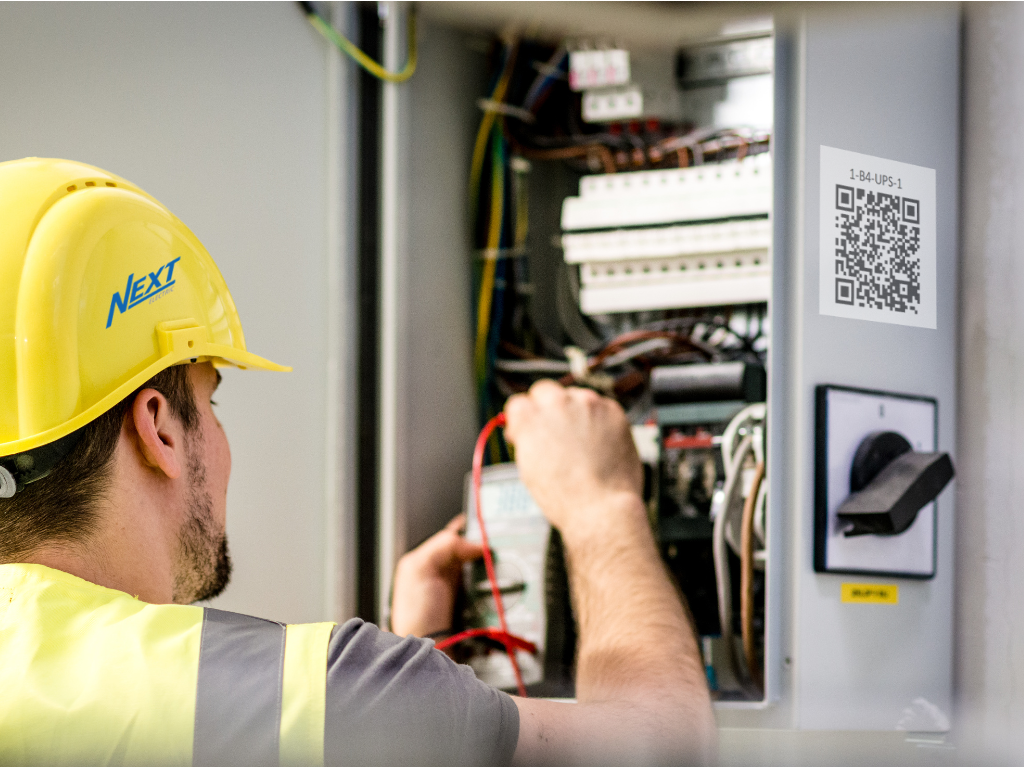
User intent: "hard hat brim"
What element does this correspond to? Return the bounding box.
[0,321,290,458]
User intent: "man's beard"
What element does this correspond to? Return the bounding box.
[172,436,232,604]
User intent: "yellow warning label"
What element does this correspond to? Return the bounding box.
[841,583,899,604]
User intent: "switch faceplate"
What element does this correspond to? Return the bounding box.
[814,385,938,577]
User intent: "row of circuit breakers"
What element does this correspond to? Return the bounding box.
[562,151,771,314]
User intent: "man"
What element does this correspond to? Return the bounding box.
[0,158,715,764]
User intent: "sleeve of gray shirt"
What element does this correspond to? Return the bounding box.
[323,618,520,766]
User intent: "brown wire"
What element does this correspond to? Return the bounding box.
[612,370,647,398]
[513,143,616,174]
[589,329,713,368]
[555,329,715,389]
[740,461,765,692]
[498,340,542,360]
[736,136,749,161]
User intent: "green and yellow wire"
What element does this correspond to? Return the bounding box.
[470,44,518,425]
[301,2,417,83]
[469,46,517,216]
[473,129,505,386]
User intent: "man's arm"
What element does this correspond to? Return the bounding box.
[504,381,717,765]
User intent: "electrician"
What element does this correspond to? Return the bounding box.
[0,158,715,765]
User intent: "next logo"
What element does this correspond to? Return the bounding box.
[106,257,181,329]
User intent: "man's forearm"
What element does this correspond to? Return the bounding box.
[503,382,716,763]
[560,491,715,746]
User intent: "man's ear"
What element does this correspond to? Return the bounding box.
[130,388,184,480]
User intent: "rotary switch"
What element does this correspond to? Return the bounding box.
[837,431,954,537]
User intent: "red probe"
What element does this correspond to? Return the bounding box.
[433,412,535,697]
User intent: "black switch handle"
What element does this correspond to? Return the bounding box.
[837,432,954,537]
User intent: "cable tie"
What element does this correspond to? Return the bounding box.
[476,246,526,261]
[495,358,571,374]
[476,99,536,123]
[565,346,615,394]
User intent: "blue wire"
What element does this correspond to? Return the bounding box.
[523,51,567,112]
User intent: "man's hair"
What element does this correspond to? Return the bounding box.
[0,365,200,562]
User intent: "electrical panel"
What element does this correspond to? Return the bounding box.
[402,22,782,706]
[387,1,960,747]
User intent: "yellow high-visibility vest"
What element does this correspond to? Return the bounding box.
[0,563,333,766]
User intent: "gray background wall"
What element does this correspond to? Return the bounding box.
[958,3,1024,760]
[0,2,356,625]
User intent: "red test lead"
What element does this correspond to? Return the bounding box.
[434,412,534,697]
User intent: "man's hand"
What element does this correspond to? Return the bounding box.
[504,380,644,535]
[390,515,483,638]
[501,380,716,764]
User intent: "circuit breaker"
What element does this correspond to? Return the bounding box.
[383,1,960,742]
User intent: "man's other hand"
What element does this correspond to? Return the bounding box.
[503,380,644,535]
[390,515,483,638]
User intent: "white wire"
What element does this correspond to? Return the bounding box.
[494,358,570,374]
[523,47,565,111]
[721,402,766,479]
[752,423,765,466]
[494,337,672,376]
[597,337,672,369]
[713,401,768,685]
[713,433,753,681]
[753,478,768,553]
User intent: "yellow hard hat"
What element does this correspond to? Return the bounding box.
[0,158,289,466]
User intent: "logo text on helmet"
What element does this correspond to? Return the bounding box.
[106,257,181,329]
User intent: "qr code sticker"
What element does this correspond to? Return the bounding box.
[819,146,936,329]
[834,185,921,314]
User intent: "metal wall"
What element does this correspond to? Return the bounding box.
[957,2,1024,761]
[785,4,960,732]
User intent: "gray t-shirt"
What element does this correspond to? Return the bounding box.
[324,619,520,766]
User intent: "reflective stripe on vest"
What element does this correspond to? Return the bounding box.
[280,622,334,767]
[0,564,334,766]
[193,610,333,767]
[194,609,286,766]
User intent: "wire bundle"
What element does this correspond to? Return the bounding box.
[468,39,771,433]
[712,403,767,692]
[492,312,766,407]
[471,44,557,462]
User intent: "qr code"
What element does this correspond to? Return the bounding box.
[833,185,921,314]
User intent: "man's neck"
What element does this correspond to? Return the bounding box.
[23,529,175,603]
[22,474,180,604]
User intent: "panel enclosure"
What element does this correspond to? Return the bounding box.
[773,4,960,733]
[395,0,960,741]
